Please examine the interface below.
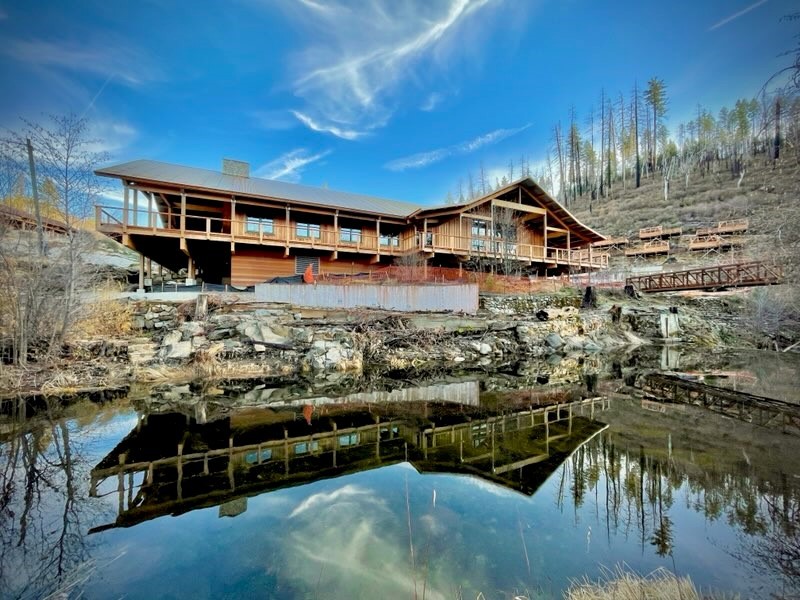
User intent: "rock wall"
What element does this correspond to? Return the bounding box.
[124,299,649,382]
[480,293,581,315]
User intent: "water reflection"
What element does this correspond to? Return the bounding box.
[89,388,609,531]
[1,355,799,599]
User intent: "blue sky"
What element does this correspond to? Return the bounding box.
[0,0,795,206]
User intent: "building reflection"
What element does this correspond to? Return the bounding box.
[89,386,609,532]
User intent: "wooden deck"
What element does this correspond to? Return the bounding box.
[626,261,783,293]
[639,225,682,239]
[696,218,748,236]
[97,205,609,270]
[637,373,800,435]
[625,239,670,256]
[592,236,629,249]
[687,234,742,251]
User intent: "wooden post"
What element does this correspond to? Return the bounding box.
[133,189,139,226]
[231,197,236,242]
[123,185,130,231]
[543,211,548,260]
[180,190,186,236]
[137,254,145,293]
[285,206,291,246]
[186,257,196,286]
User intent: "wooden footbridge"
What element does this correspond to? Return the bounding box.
[637,373,800,435]
[626,261,783,293]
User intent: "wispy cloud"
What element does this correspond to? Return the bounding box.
[254,148,331,182]
[291,111,364,141]
[0,37,159,86]
[420,92,443,112]
[385,123,531,171]
[709,0,768,31]
[85,120,139,155]
[284,0,497,138]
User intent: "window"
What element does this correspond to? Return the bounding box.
[471,238,487,252]
[471,220,489,237]
[379,234,400,247]
[246,217,274,235]
[294,441,319,455]
[340,227,361,243]
[296,222,321,239]
[338,433,359,447]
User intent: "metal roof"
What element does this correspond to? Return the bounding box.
[95,159,421,218]
[96,160,605,241]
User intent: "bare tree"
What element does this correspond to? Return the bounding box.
[0,114,108,364]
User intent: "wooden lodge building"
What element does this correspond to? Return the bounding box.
[95,159,608,287]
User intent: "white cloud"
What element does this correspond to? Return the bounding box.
[385,123,531,171]
[291,111,364,141]
[284,0,498,138]
[289,484,374,518]
[254,148,331,182]
[85,120,139,156]
[1,37,159,87]
[709,0,768,31]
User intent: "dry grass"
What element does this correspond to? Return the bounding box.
[73,282,134,339]
[563,566,736,600]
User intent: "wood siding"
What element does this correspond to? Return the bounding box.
[231,248,378,286]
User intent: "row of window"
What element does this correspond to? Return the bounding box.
[242,433,362,464]
[471,219,517,240]
[245,217,399,245]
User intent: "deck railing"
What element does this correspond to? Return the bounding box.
[418,231,608,268]
[95,205,405,254]
[96,205,608,268]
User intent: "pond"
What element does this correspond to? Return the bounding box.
[1,349,798,599]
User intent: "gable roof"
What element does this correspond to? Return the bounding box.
[415,176,605,243]
[95,159,421,219]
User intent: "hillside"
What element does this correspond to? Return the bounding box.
[570,152,800,276]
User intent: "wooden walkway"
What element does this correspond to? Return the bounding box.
[626,261,783,293]
[637,373,800,435]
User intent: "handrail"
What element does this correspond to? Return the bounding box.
[95,204,609,267]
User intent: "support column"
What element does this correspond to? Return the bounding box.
[543,211,548,261]
[186,256,196,286]
[123,185,129,231]
[136,253,145,293]
[133,189,139,226]
[145,258,152,288]
[180,190,186,236]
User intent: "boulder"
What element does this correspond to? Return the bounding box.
[545,332,564,349]
[237,321,291,347]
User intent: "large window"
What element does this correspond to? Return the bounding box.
[471,238,487,252]
[296,222,321,239]
[471,220,489,237]
[245,217,274,235]
[379,233,400,247]
[340,227,361,243]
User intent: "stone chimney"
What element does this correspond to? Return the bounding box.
[222,158,250,178]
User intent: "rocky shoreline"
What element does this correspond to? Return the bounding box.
[0,288,751,402]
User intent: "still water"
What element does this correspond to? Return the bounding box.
[1,350,799,599]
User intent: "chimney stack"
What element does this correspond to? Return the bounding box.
[222,158,249,178]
